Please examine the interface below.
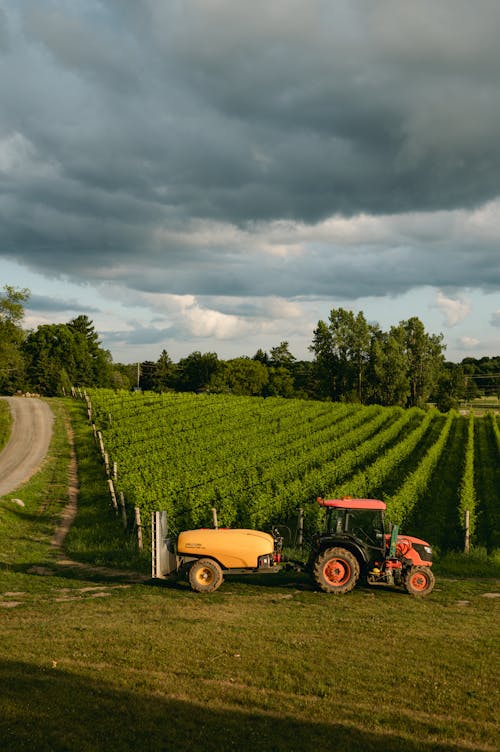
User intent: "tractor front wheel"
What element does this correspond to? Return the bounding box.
[189,558,223,593]
[404,566,435,597]
[314,547,360,594]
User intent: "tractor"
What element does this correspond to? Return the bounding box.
[309,497,435,596]
[151,497,435,596]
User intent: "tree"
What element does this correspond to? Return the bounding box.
[310,319,336,398]
[434,363,467,412]
[109,364,134,390]
[24,324,84,395]
[460,356,500,399]
[175,351,220,392]
[310,308,372,401]
[252,348,270,365]
[152,350,177,392]
[0,285,29,393]
[269,341,296,368]
[68,315,112,386]
[368,329,410,406]
[265,366,295,397]
[292,360,317,400]
[210,357,268,396]
[139,361,157,391]
[23,317,113,395]
[398,317,445,407]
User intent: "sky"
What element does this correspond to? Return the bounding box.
[1,0,500,364]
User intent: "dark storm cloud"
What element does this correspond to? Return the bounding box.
[1,0,500,301]
[27,293,100,314]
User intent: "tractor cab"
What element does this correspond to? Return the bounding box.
[320,497,387,561]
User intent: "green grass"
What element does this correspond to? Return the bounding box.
[0,398,12,451]
[434,547,500,578]
[63,400,147,572]
[0,398,499,752]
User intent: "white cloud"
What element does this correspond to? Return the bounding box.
[460,336,480,348]
[183,304,244,339]
[435,291,471,326]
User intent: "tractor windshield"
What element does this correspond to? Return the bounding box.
[328,508,386,550]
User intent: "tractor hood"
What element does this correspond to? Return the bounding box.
[177,528,275,569]
[386,533,433,564]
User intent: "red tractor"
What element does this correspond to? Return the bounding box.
[309,497,435,596]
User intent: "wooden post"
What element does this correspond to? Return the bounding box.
[97,431,105,457]
[135,506,143,549]
[119,491,127,530]
[297,508,304,547]
[113,461,118,481]
[464,510,470,553]
[211,507,218,529]
[104,452,110,476]
[108,479,118,512]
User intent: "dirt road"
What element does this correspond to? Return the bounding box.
[0,397,54,497]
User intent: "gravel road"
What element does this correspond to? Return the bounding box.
[0,397,54,497]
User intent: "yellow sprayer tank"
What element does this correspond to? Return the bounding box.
[177,528,275,569]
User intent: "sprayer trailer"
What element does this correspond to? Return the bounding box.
[152,497,435,596]
[152,511,284,593]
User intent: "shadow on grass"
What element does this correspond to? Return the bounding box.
[0,559,151,586]
[0,659,466,752]
[0,558,414,598]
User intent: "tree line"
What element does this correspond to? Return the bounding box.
[1,285,497,409]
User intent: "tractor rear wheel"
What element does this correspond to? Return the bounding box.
[189,558,223,593]
[314,547,360,594]
[404,566,435,596]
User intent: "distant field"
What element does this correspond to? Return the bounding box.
[87,390,500,554]
[461,397,500,415]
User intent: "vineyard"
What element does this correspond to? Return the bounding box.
[85,389,500,553]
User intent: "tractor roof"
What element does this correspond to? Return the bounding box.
[317,497,386,511]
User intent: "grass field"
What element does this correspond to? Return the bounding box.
[0,398,12,452]
[0,398,499,752]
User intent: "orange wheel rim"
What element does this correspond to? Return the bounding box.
[410,572,428,591]
[323,558,351,586]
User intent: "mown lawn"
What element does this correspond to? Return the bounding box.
[0,398,498,752]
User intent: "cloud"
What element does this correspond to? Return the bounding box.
[435,291,471,326]
[460,336,480,348]
[491,311,500,328]
[27,293,100,313]
[1,1,500,362]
